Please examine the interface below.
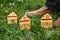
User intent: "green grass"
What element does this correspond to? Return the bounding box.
[0,0,60,40]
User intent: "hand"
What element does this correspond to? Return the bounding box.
[27,10,51,16]
[27,11,37,16]
[54,17,60,26]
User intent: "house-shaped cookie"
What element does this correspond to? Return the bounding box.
[19,15,31,30]
[7,12,17,24]
[41,13,53,28]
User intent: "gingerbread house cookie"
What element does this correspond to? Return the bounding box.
[19,15,31,30]
[7,12,17,24]
[41,13,53,28]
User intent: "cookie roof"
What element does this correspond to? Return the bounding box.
[20,15,30,22]
[41,13,52,20]
[8,12,17,16]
